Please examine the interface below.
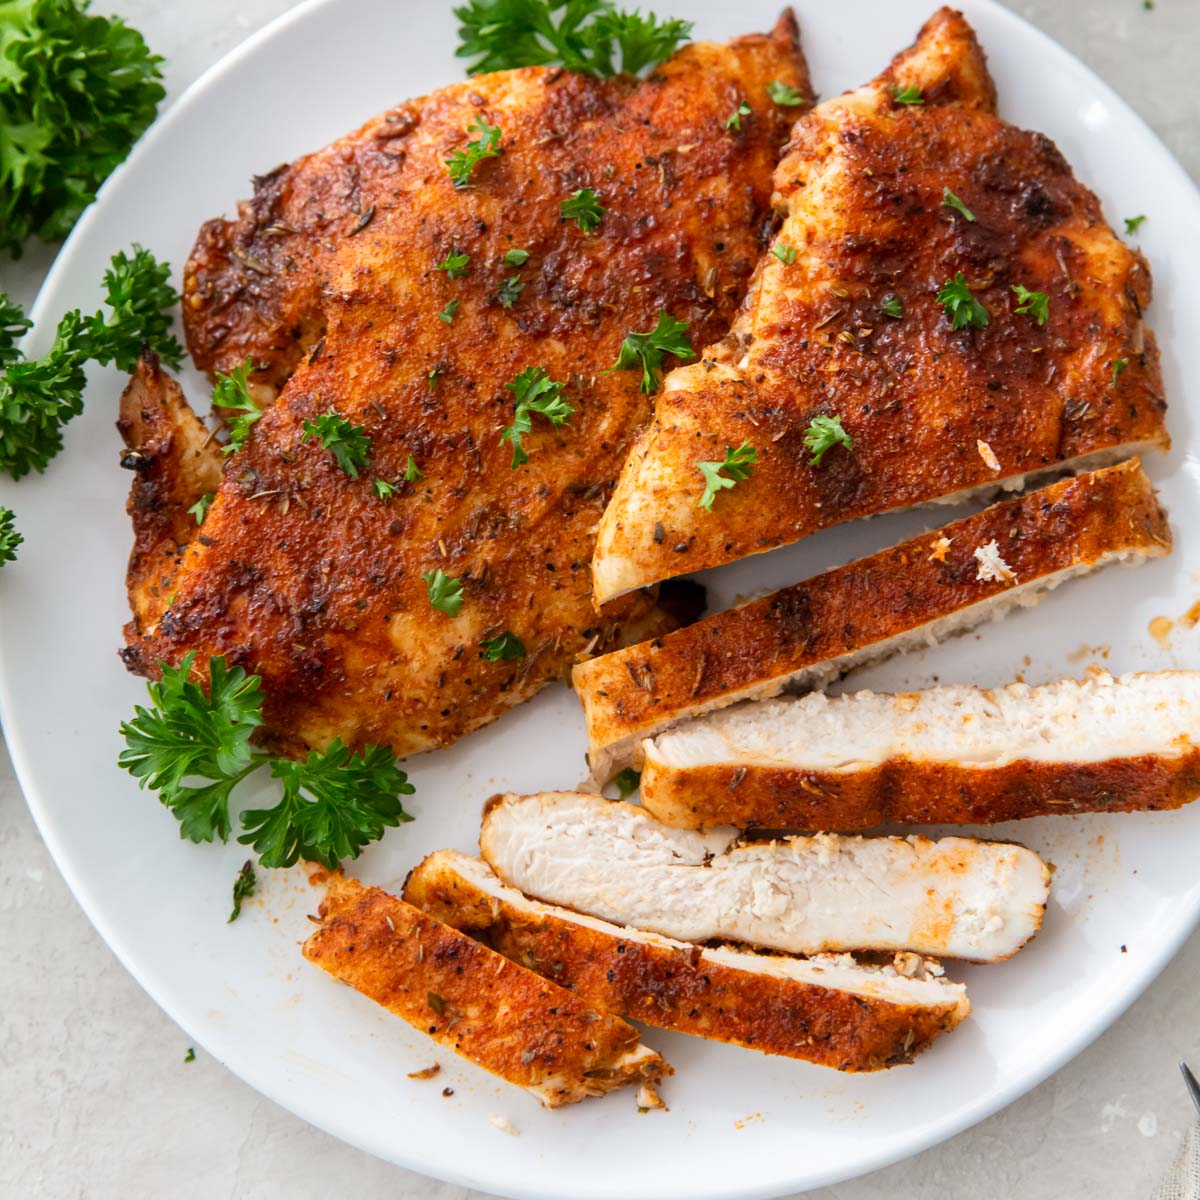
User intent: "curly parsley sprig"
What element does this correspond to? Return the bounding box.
[454,0,692,77]
[119,653,414,870]
[0,245,181,478]
[697,440,757,510]
[500,366,573,467]
[611,310,693,393]
[0,506,22,566]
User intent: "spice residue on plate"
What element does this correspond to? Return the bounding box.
[1148,616,1174,648]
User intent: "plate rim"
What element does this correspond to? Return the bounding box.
[5,1,1200,1196]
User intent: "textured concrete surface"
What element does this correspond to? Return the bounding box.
[3,1,1200,1196]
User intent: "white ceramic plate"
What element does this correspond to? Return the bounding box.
[4,1,1200,1196]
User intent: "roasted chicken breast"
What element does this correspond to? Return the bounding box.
[591,7,1167,603]
[119,18,812,757]
[640,670,1200,830]
[478,791,1049,961]
[575,459,1169,780]
[302,873,668,1108]
[405,850,971,1071]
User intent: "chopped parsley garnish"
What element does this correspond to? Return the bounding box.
[373,478,397,500]
[612,310,694,394]
[804,414,853,466]
[228,860,256,923]
[435,251,471,279]
[766,80,805,106]
[771,243,796,265]
[500,366,574,467]
[184,1048,195,1063]
[1,247,182,479]
[437,299,460,323]
[422,568,464,616]
[119,653,415,869]
[1,1,165,257]
[1125,214,1147,234]
[696,440,757,510]
[480,631,526,661]
[1113,357,1129,385]
[889,84,924,105]
[215,360,261,455]
[0,506,21,566]
[561,188,605,233]
[404,454,423,482]
[724,99,751,130]
[445,116,503,188]
[1011,284,1049,326]
[941,187,976,222]
[504,248,530,267]
[497,275,525,309]
[937,272,990,330]
[301,412,372,477]
[188,492,215,525]
[613,767,641,798]
[881,294,903,318]
[454,0,692,77]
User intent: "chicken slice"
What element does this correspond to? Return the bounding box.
[575,458,1169,781]
[405,849,970,1072]
[302,873,669,1108]
[478,791,1048,961]
[116,352,224,633]
[640,670,1200,830]
[591,7,1167,603]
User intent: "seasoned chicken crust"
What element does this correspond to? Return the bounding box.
[303,873,668,1107]
[118,17,812,759]
[591,7,1167,602]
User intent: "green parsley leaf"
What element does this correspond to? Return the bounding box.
[504,248,530,267]
[215,360,262,455]
[1125,214,1147,235]
[188,492,215,525]
[696,440,757,510]
[889,84,924,105]
[611,310,694,394]
[0,506,22,566]
[435,251,471,279]
[301,412,372,477]
[228,860,256,923]
[438,299,460,323]
[500,366,574,467]
[804,414,853,466]
[118,653,266,845]
[725,99,751,131]
[942,187,976,222]
[404,454,423,482]
[445,116,503,188]
[0,1,165,257]
[422,568,464,616]
[613,767,641,798]
[453,0,692,77]
[240,741,414,871]
[766,80,805,106]
[184,1048,195,1063]
[1011,284,1049,326]
[1113,357,1129,385]
[771,243,796,265]
[937,272,990,330]
[1,247,180,479]
[881,294,903,318]
[80,245,183,372]
[497,275,525,309]
[373,478,397,500]
[561,187,606,233]
[480,631,526,661]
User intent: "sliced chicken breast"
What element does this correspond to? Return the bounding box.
[479,792,1048,961]
[639,670,1200,830]
[405,850,970,1072]
[574,459,1169,782]
[302,873,668,1108]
